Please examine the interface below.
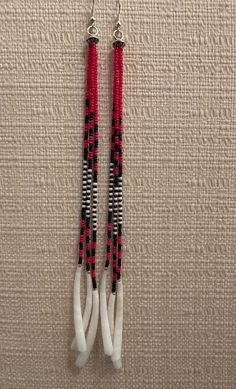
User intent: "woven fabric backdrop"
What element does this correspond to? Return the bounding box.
[0,1,235,388]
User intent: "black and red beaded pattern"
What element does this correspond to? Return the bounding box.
[77,39,99,290]
[90,41,99,290]
[85,44,95,274]
[77,42,92,267]
[117,46,124,281]
[104,42,124,294]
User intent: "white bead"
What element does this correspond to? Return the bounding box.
[72,267,87,352]
[75,290,99,368]
[111,279,123,369]
[100,270,113,356]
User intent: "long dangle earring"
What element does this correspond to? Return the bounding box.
[100,0,125,369]
[71,0,100,368]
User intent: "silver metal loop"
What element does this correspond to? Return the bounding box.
[113,28,124,41]
[87,23,99,37]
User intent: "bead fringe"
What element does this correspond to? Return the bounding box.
[100,44,124,369]
[72,39,99,367]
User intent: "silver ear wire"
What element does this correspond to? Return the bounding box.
[113,0,125,45]
[87,0,99,40]
[91,0,95,19]
[117,0,121,25]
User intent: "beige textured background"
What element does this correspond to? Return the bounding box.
[0,0,235,388]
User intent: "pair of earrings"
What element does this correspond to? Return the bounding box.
[71,0,125,369]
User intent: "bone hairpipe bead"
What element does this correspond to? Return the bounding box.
[100,270,113,356]
[73,266,87,353]
[71,271,92,351]
[108,292,116,340]
[111,279,123,369]
[76,289,99,368]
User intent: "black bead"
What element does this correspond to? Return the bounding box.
[113,40,125,48]
[112,281,116,294]
[92,278,97,289]
[86,263,90,272]
[87,36,99,44]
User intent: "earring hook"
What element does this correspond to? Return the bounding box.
[117,0,121,25]
[91,0,95,21]
[113,0,125,44]
[87,0,99,39]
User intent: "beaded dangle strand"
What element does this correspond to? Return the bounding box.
[71,8,100,368]
[100,7,125,369]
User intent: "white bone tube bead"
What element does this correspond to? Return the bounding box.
[82,272,93,332]
[111,279,123,369]
[71,336,77,351]
[75,289,99,368]
[113,359,122,369]
[71,272,92,351]
[100,270,113,356]
[72,267,87,353]
[108,292,116,339]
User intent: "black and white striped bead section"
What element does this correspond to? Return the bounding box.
[105,158,114,270]
[91,122,98,290]
[112,128,119,294]
[85,130,93,273]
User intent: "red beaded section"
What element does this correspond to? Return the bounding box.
[104,44,124,294]
[117,46,124,281]
[77,40,99,290]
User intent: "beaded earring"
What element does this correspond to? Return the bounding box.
[100,0,125,369]
[71,0,100,368]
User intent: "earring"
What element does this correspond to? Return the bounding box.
[71,0,99,368]
[100,0,125,369]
